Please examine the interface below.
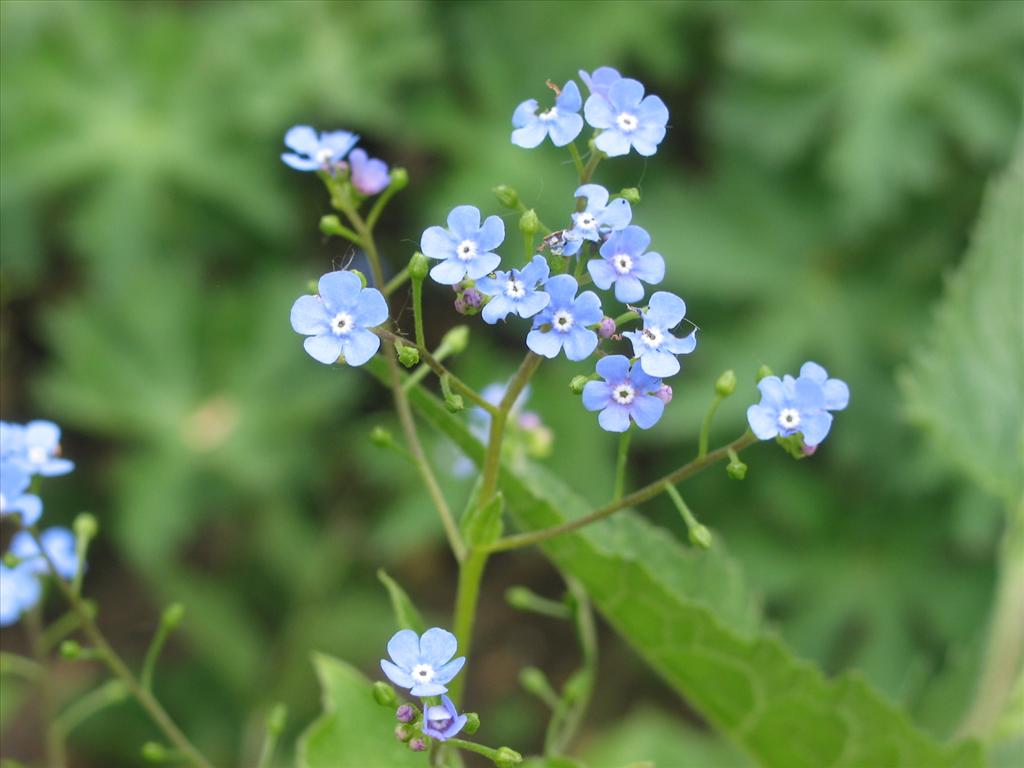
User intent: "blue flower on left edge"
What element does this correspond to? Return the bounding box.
[1,421,74,477]
[281,125,359,171]
[381,628,466,696]
[583,355,665,432]
[0,461,42,526]
[290,271,388,365]
[476,255,550,324]
[10,527,80,581]
[623,292,697,377]
[511,80,584,149]
[421,206,504,285]
[0,562,41,627]
[423,696,468,742]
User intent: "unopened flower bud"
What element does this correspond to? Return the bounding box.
[408,738,427,752]
[319,214,343,237]
[518,412,541,430]
[389,167,409,191]
[569,375,588,395]
[655,384,673,404]
[440,325,470,355]
[619,187,641,203]
[409,251,429,281]
[715,369,737,397]
[370,426,393,447]
[454,296,467,314]
[463,712,481,734]
[726,459,748,480]
[266,703,287,736]
[689,524,713,549]
[396,342,420,368]
[373,681,398,708]
[396,704,415,723]
[463,287,483,309]
[395,724,414,742]
[802,442,818,457]
[73,512,99,541]
[598,316,616,339]
[495,746,524,767]
[60,640,82,659]
[307,279,319,295]
[756,364,774,382]
[161,602,185,630]
[141,742,168,762]
[519,209,540,236]
[525,424,553,459]
[493,184,520,209]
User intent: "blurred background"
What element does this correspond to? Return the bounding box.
[1,1,1022,766]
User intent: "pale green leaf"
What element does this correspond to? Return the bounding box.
[377,569,425,633]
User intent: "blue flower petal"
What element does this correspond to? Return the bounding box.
[291,295,329,335]
[639,348,679,378]
[608,78,645,111]
[433,656,466,684]
[631,395,665,429]
[596,355,632,381]
[466,252,501,281]
[421,226,455,260]
[380,659,413,688]
[420,627,458,665]
[587,259,616,290]
[757,377,786,409]
[512,122,547,149]
[647,292,687,327]
[447,206,481,240]
[548,113,583,147]
[599,404,631,432]
[284,125,319,154]
[594,130,631,157]
[512,99,539,128]
[526,328,563,358]
[387,629,421,668]
[583,95,616,129]
[410,681,449,697]
[476,215,505,252]
[11,494,42,526]
[430,259,468,285]
[354,288,388,328]
[800,411,833,446]
[281,153,321,171]
[543,274,579,306]
[582,380,612,411]
[575,184,609,209]
[318,271,361,311]
[341,328,380,367]
[303,334,344,365]
[563,328,598,361]
[481,295,513,324]
[664,331,697,355]
[573,291,604,326]
[613,275,645,303]
[556,81,582,112]
[747,404,780,440]
[516,291,550,318]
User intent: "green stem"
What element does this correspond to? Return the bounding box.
[613,429,632,501]
[54,679,128,736]
[412,275,426,349]
[448,548,488,705]
[697,394,724,459]
[141,616,176,693]
[25,528,216,768]
[319,217,362,245]
[546,579,596,755]
[366,180,401,231]
[567,143,586,178]
[26,605,66,768]
[445,737,510,762]
[488,432,758,553]
[0,651,45,681]
[580,148,603,184]
[664,482,703,537]
[383,267,410,297]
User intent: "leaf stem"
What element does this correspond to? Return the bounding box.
[383,267,410,297]
[567,143,586,178]
[412,272,427,349]
[698,393,724,459]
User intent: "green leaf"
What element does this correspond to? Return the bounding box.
[903,138,1024,505]
[296,653,421,768]
[461,491,505,549]
[377,569,425,633]
[401,381,983,768]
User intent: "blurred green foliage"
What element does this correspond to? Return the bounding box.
[1,1,1022,766]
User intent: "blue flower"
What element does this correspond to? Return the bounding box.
[1,421,74,477]
[584,78,668,157]
[526,275,602,361]
[476,256,551,324]
[582,355,665,432]
[290,271,388,366]
[0,562,41,627]
[578,66,622,100]
[421,206,504,285]
[588,225,665,302]
[10,527,80,581]
[281,125,359,172]
[380,627,466,697]
[746,363,849,447]
[511,81,584,149]
[422,695,468,742]
[348,148,391,196]
[0,461,42,526]
[562,184,632,257]
[623,292,697,377]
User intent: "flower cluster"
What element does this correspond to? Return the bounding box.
[281,124,391,194]
[747,363,850,448]
[381,628,470,746]
[0,420,80,626]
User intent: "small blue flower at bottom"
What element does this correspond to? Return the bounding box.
[281,125,359,172]
[381,628,466,697]
[746,363,848,447]
[422,695,468,742]
[526,275,603,361]
[421,206,504,285]
[0,461,43,526]
[290,271,388,366]
[623,291,697,377]
[590,226,665,303]
[583,355,665,432]
[476,256,551,324]
[0,562,41,627]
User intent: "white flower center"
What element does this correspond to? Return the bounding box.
[778,408,801,430]
[616,112,639,132]
[613,253,633,274]
[613,384,635,405]
[552,309,575,333]
[456,239,478,261]
[330,312,354,336]
[540,107,558,122]
[315,147,334,165]
[27,446,48,465]
[641,327,663,348]
[575,212,597,230]
[411,663,436,683]
[505,278,525,298]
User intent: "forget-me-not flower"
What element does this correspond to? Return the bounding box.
[422,695,468,742]
[0,461,42,526]
[746,363,848,446]
[797,362,850,411]
[348,148,391,195]
[511,81,584,149]
[10,527,80,581]
[526,275,602,361]
[578,66,622,99]
[290,271,388,366]
[562,184,632,257]
[583,355,665,432]
[0,562,41,627]
[584,78,668,157]
[380,627,466,697]
[281,125,359,171]
[1,421,74,477]
[476,255,551,324]
[589,225,665,303]
[623,292,697,377]
[421,206,504,285]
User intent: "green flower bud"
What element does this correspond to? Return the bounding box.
[726,458,748,480]
[463,712,481,735]
[60,640,82,659]
[307,279,319,295]
[494,747,524,767]
[518,666,556,700]
[370,426,394,447]
[505,586,534,610]
[396,341,420,368]
[373,681,399,708]
[440,325,470,356]
[389,167,409,191]
[161,602,185,630]
[689,524,713,549]
[73,512,99,541]
[519,208,540,236]
[756,364,774,382]
[141,742,168,762]
[715,369,737,397]
[320,214,342,237]
[569,375,588,394]
[265,703,287,736]
[619,187,641,203]
[2,552,19,568]
[524,425,553,460]
[493,184,520,209]
[351,269,368,289]
[409,251,430,281]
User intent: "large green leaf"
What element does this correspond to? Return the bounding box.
[296,653,421,768]
[903,139,1024,505]
[403,382,983,768]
